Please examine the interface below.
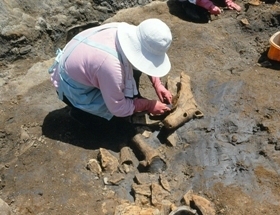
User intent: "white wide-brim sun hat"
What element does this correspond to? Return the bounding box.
[117,18,172,77]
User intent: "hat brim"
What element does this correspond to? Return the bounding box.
[117,22,171,77]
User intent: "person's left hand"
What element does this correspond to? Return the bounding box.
[225,0,241,11]
[154,83,173,104]
[150,76,172,104]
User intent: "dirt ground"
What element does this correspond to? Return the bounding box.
[1,0,280,214]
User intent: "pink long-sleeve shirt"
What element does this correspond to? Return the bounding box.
[52,27,135,118]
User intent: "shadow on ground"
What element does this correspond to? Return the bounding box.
[258,48,280,70]
[42,106,135,152]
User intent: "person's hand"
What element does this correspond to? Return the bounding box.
[196,0,222,15]
[133,98,171,115]
[147,100,171,115]
[154,84,173,104]
[209,5,222,15]
[150,77,172,104]
[225,0,241,11]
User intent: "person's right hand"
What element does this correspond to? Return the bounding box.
[147,100,171,115]
[209,5,222,15]
[133,98,171,115]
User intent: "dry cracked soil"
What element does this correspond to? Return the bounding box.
[1,0,280,214]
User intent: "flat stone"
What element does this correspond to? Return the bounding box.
[159,175,171,192]
[132,183,151,196]
[108,173,125,185]
[134,173,159,185]
[165,131,179,147]
[151,183,170,207]
[98,148,119,173]
[86,158,102,175]
[114,203,160,215]
[134,193,151,206]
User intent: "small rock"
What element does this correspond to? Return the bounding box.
[108,173,125,185]
[0,198,12,215]
[86,159,102,175]
[115,202,160,215]
[159,199,173,215]
[240,18,249,26]
[135,173,152,185]
[248,0,261,5]
[134,173,159,185]
[115,203,141,215]
[184,190,216,214]
[103,177,109,185]
[151,183,170,207]
[132,183,151,196]
[166,131,179,147]
[20,127,30,142]
[19,45,32,55]
[98,148,119,173]
[142,130,152,138]
[183,189,194,206]
[134,193,151,206]
[159,175,171,192]
[193,194,216,215]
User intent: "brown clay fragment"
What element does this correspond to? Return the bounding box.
[131,133,166,173]
[163,72,203,130]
